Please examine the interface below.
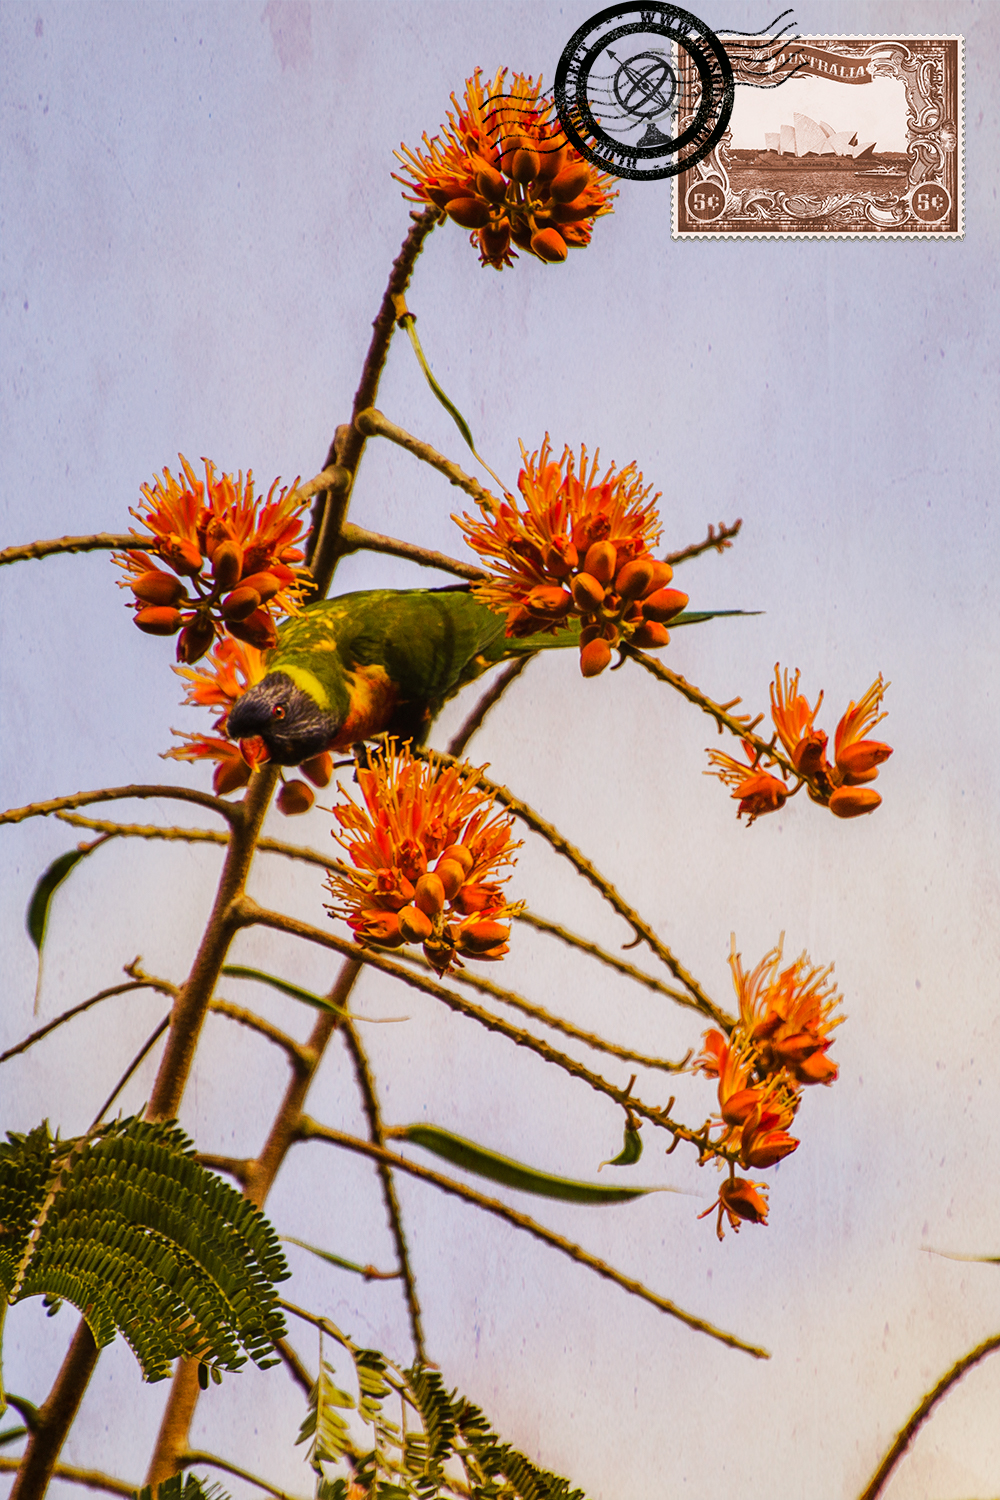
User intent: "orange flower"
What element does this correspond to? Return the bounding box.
[770,666,828,776]
[833,674,892,783]
[395,67,616,268]
[326,746,522,974]
[456,436,682,676]
[175,635,268,716]
[698,1176,770,1241]
[730,937,842,1088]
[704,744,788,825]
[115,456,310,663]
[163,731,265,795]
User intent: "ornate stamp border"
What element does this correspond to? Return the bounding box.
[672,35,964,240]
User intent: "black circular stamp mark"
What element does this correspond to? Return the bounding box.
[554,3,735,182]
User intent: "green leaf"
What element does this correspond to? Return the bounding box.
[398,1125,669,1205]
[296,1360,354,1471]
[221,965,345,1016]
[599,1124,643,1170]
[671,609,762,627]
[26,849,90,953]
[0,1117,289,1382]
[399,313,476,452]
[133,1476,231,1500]
[283,1234,388,1280]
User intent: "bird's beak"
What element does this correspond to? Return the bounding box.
[238,735,269,770]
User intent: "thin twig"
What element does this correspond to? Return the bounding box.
[355,408,498,510]
[0,535,157,567]
[515,909,696,1010]
[307,207,440,598]
[0,784,239,829]
[273,1337,313,1397]
[297,1121,768,1359]
[418,752,733,1030]
[0,1457,135,1496]
[391,949,690,1073]
[446,656,534,758]
[857,1332,1000,1500]
[664,519,742,567]
[194,1153,252,1187]
[339,522,487,582]
[341,1021,426,1362]
[0,978,172,1066]
[231,898,725,1159]
[89,1016,170,1128]
[53,812,337,872]
[208,998,315,1069]
[179,1450,310,1500]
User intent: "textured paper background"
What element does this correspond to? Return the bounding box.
[2,3,998,1497]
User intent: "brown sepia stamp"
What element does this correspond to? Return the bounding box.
[672,35,964,239]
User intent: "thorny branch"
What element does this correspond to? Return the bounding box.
[664,519,742,568]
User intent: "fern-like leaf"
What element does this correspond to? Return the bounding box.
[0,1117,288,1382]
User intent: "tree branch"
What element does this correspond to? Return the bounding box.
[179,1450,309,1500]
[306,207,440,598]
[1,784,239,829]
[857,1332,1000,1500]
[0,978,172,1066]
[664,519,742,567]
[341,1021,426,1362]
[0,1456,135,1496]
[418,752,733,1030]
[446,656,534,758]
[297,1121,768,1359]
[354,408,497,510]
[339,522,487,582]
[0,535,157,568]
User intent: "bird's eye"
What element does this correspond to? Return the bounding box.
[272,704,286,720]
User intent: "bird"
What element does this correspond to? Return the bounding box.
[224,585,573,765]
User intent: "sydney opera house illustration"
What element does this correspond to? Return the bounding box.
[761,112,877,167]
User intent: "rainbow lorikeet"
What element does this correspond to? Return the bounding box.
[224,584,731,765]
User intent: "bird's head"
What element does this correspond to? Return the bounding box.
[225,672,340,766]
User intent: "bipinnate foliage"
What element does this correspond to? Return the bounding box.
[0,1115,288,1381]
[298,1337,586,1499]
[133,1478,231,1500]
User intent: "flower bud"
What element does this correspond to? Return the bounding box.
[203,517,233,560]
[530,227,568,262]
[458,920,510,954]
[300,752,333,788]
[446,196,492,229]
[580,637,612,677]
[211,539,243,592]
[828,786,882,818]
[793,1050,839,1086]
[440,843,474,876]
[510,147,540,184]
[629,621,670,650]
[526,585,573,617]
[645,560,674,592]
[475,165,508,203]
[159,536,204,576]
[572,572,605,611]
[735,772,787,821]
[720,1087,762,1127]
[543,538,578,576]
[836,740,893,779]
[534,144,567,182]
[641,587,688,622]
[499,136,531,175]
[399,904,434,942]
[176,614,217,663]
[719,1176,769,1225]
[221,586,263,622]
[356,910,405,948]
[280,546,305,564]
[480,223,512,262]
[213,756,252,796]
[453,881,500,915]
[548,202,596,224]
[134,605,183,636]
[238,570,283,603]
[277,779,314,816]
[741,1128,798,1169]
[614,557,656,601]
[227,609,278,650]
[414,872,446,919]
[131,569,188,607]
[434,858,466,901]
[583,540,617,585]
[549,162,592,202]
[791,731,828,777]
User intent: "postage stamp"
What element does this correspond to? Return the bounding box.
[672,35,964,239]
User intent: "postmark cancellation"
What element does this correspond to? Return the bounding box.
[672,35,963,239]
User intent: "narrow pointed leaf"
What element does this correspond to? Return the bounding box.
[283,1235,396,1280]
[399,314,477,451]
[26,848,92,953]
[221,965,344,1015]
[398,1124,674,1204]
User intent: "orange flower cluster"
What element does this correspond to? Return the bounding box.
[327,747,521,974]
[394,67,616,268]
[115,455,310,664]
[695,938,843,1240]
[164,635,330,804]
[706,665,892,823]
[457,437,688,676]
